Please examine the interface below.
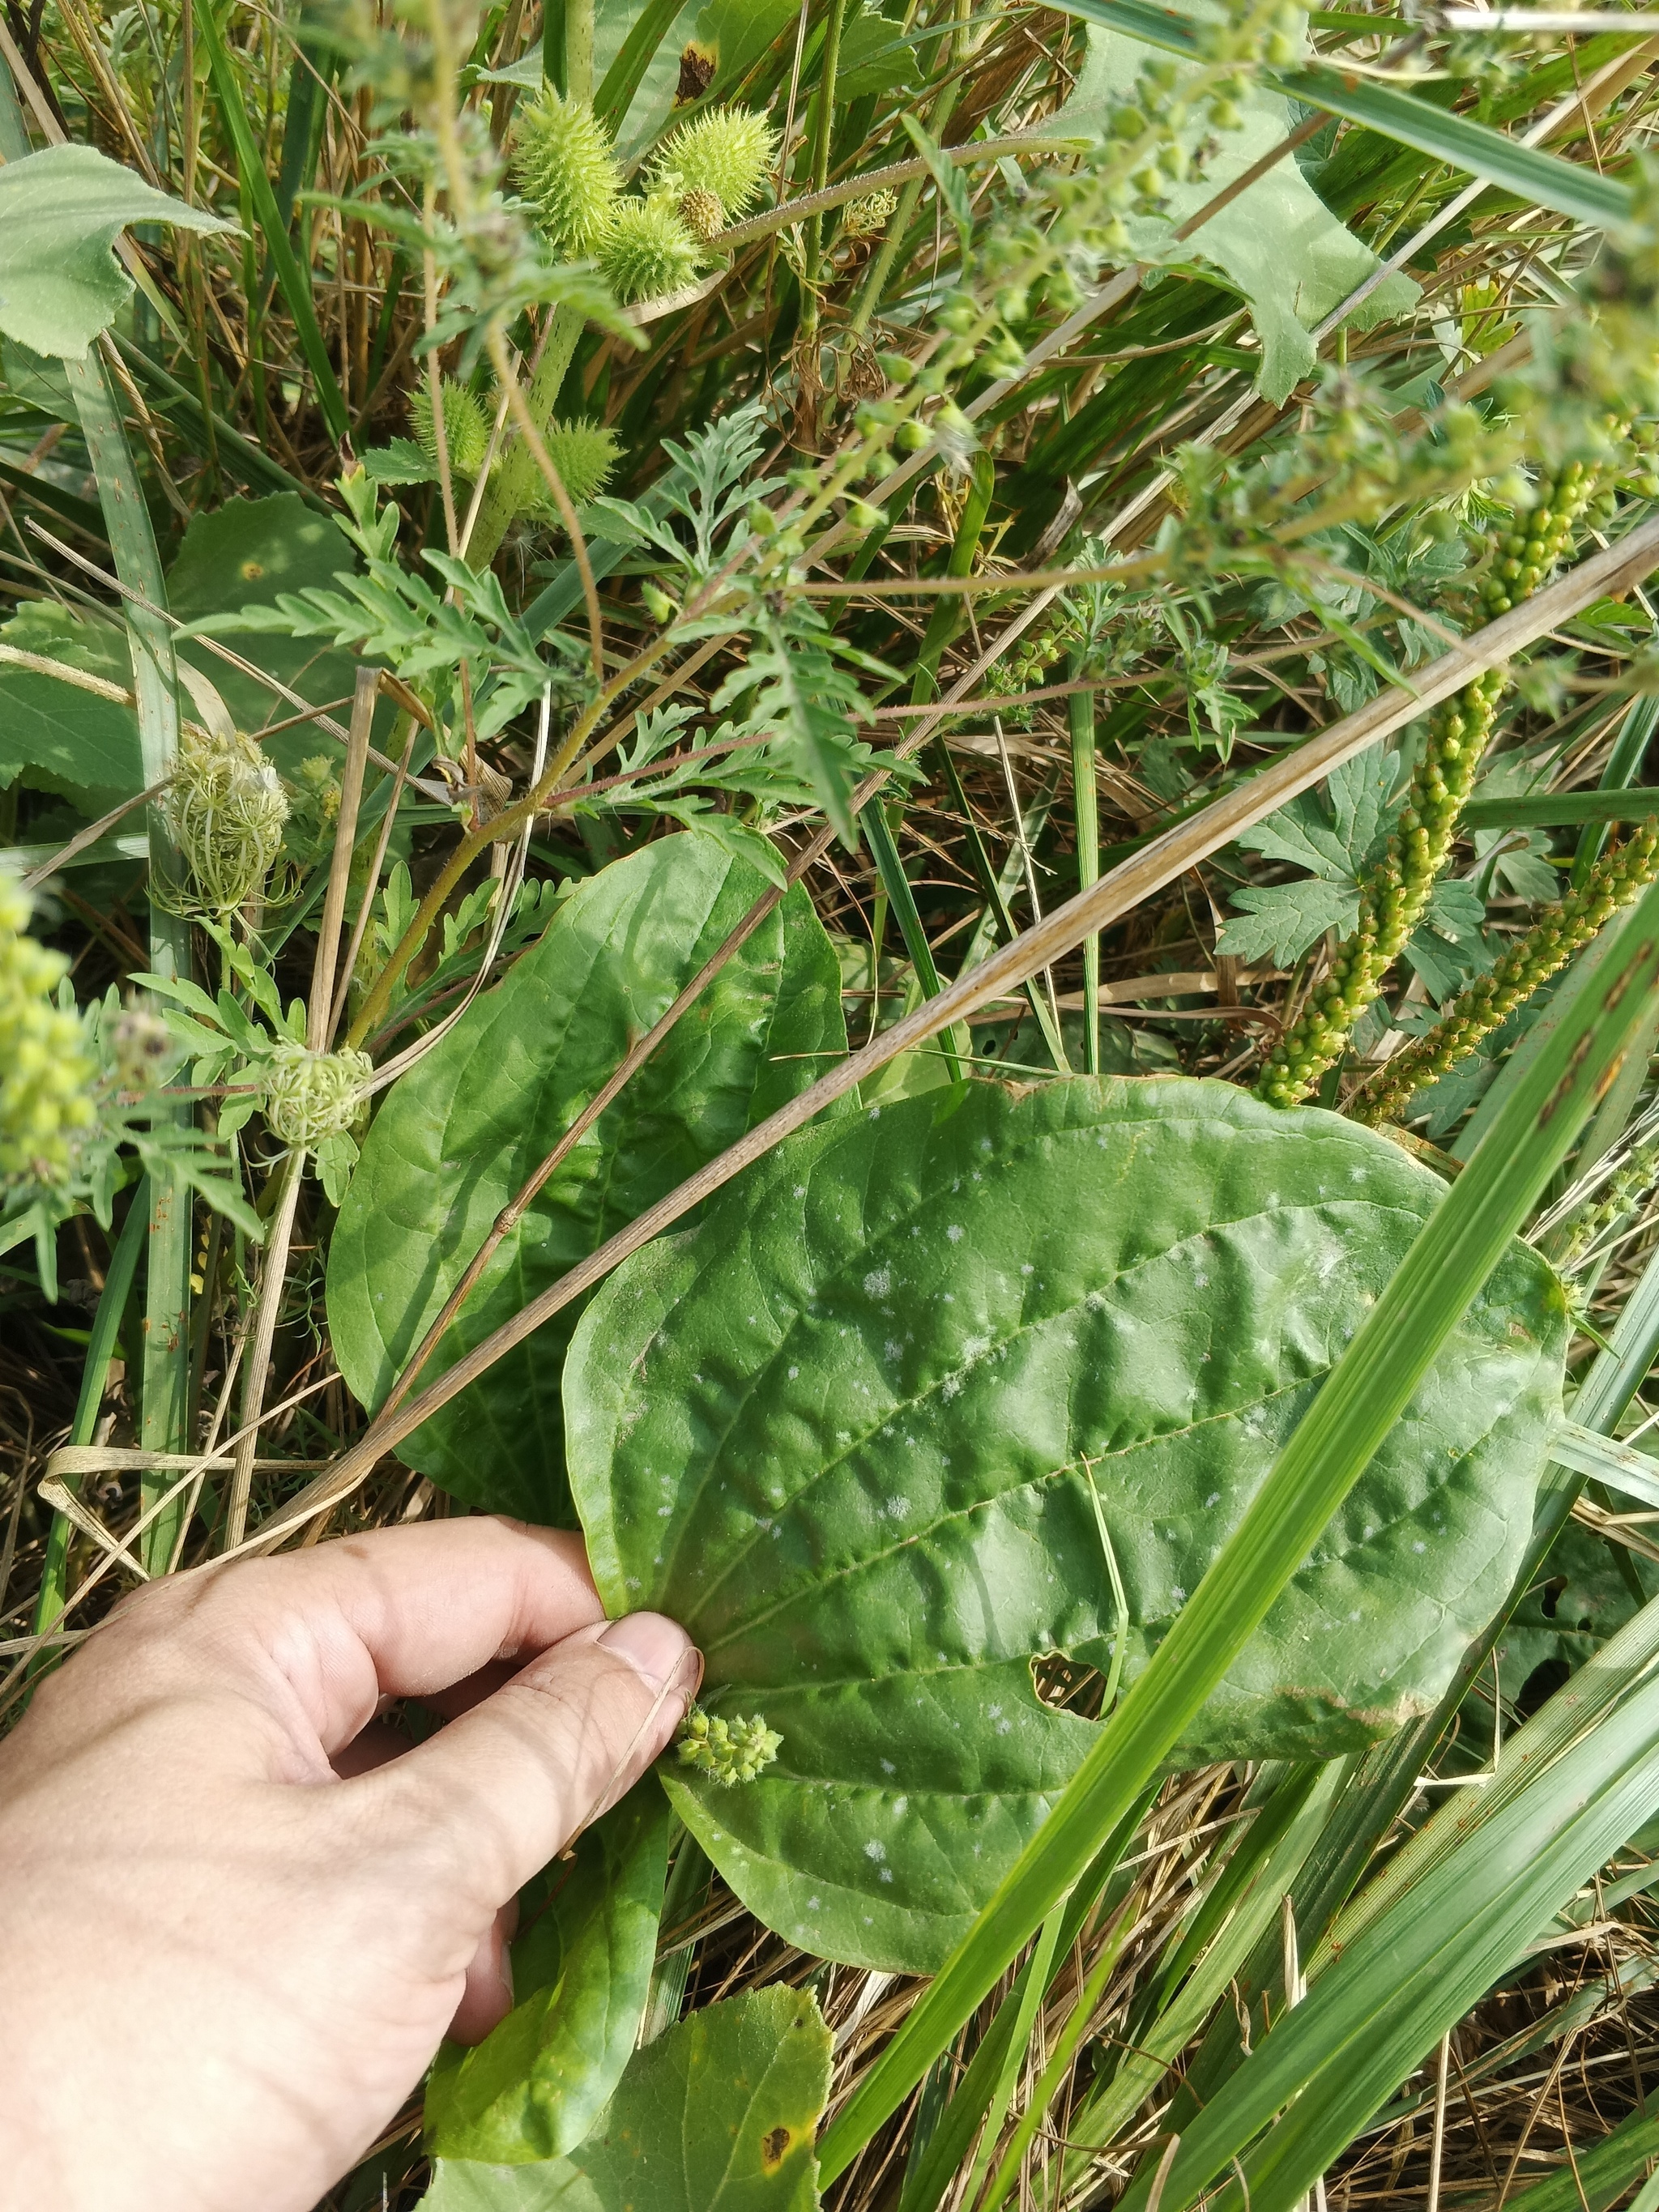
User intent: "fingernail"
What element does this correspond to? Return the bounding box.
[599,1612,697,1695]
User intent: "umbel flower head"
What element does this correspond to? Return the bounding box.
[262,1041,373,1149]
[161,725,290,918]
[513,89,621,258]
[0,872,97,1189]
[412,377,493,479]
[597,197,704,304]
[676,1705,783,1786]
[650,106,776,226]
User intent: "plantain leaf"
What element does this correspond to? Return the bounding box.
[326,835,848,1520]
[420,1987,831,2212]
[425,1792,672,2163]
[0,144,236,359]
[565,1076,1567,1973]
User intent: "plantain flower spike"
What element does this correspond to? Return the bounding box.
[0,872,98,1188]
[161,725,290,919]
[412,377,493,479]
[513,87,623,258]
[676,1705,783,1786]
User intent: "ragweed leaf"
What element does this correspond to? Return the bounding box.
[564,1076,1567,1973]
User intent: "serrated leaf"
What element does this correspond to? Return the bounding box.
[326,835,849,1519]
[1215,876,1359,966]
[564,1076,1566,1973]
[426,1793,671,2163]
[0,143,236,359]
[421,1987,830,2212]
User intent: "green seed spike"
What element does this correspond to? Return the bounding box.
[411,377,493,479]
[1256,440,1622,1109]
[676,1705,783,1786]
[596,198,705,304]
[0,872,98,1190]
[1354,817,1659,1129]
[649,105,777,225]
[513,87,622,258]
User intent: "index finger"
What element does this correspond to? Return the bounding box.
[66,1519,610,1758]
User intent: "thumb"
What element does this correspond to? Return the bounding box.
[361,1612,700,1913]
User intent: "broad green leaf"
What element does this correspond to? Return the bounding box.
[326,834,848,1519]
[421,1988,831,2212]
[1056,9,1417,404]
[166,493,385,778]
[817,876,1659,2188]
[0,601,143,808]
[1213,875,1358,968]
[565,1076,1566,1972]
[420,2159,601,2210]
[573,1985,829,2211]
[0,143,235,359]
[426,1792,671,2163]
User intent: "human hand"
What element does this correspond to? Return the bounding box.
[0,1516,699,2212]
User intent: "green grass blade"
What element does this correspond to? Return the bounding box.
[1461,787,1659,829]
[198,1,351,447]
[1507,2108,1659,2212]
[63,348,196,1566]
[1068,676,1101,1076]
[1047,0,1632,230]
[862,799,967,1081]
[1137,1638,1659,2212]
[1572,696,1659,886]
[27,1180,148,1678]
[817,877,1659,2189]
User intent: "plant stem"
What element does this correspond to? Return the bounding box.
[1068,671,1102,1076]
[64,347,196,1572]
[802,0,851,327]
[225,1149,305,1551]
[465,310,582,569]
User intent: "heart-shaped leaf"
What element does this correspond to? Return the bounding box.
[326,834,847,1518]
[565,1077,1567,1972]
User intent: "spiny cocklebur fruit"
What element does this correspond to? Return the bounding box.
[0,873,97,1189]
[676,1706,783,1785]
[412,376,493,479]
[528,418,623,520]
[597,196,705,303]
[647,105,777,241]
[160,725,291,919]
[511,87,621,258]
[1354,818,1659,1128]
[262,1041,373,1149]
[1254,445,1619,1110]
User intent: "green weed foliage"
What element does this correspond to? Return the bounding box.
[10,0,1659,2203]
